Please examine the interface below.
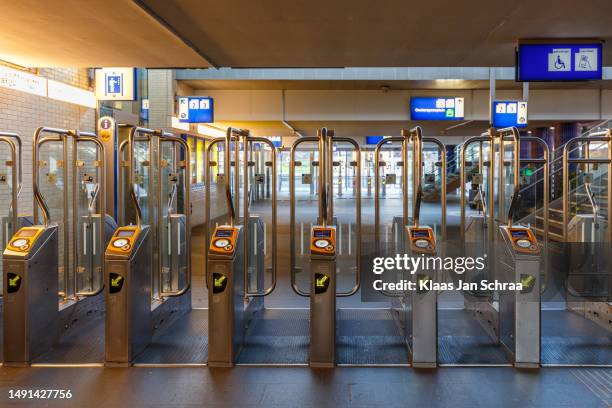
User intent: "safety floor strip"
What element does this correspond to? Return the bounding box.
[541,337,612,366]
[572,368,612,406]
[541,310,612,365]
[134,309,209,365]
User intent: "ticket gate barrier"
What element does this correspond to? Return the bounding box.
[106,126,191,366]
[289,128,361,367]
[2,127,112,366]
[454,127,549,366]
[543,129,611,366]
[309,225,337,367]
[206,127,277,367]
[405,226,438,368]
[117,125,191,301]
[207,225,244,366]
[374,127,448,245]
[31,127,113,300]
[374,127,446,367]
[3,226,58,366]
[498,225,541,368]
[105,225,151,366]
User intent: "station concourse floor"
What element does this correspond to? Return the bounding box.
[0,366,610,407]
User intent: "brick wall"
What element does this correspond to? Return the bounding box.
[0,67,96,294]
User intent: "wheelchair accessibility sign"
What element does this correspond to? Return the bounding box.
[548,49,571,72]
[517,41,602,81]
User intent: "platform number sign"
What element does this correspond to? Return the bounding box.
[517,41,603,81]
[492,101,528,128]
[178,96,214,123]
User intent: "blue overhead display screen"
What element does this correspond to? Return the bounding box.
[366,136,385,145]
[178,96,214,123]
[410,97,465,120]
[492,101,528,128]
[517,42,603,81]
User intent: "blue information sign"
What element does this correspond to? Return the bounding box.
[492,101,528,128]
[106,75,122,94]
[410,97,465,120]
[517,42,602,81]
[366,136,384,145]
[178,96,214,123]
[267,136,282,147]
[140,99,149,121]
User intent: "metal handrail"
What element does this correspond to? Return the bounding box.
[73,131,107,298]
[409,127,423,227]
[204,132,278,297]
[332,136,361,297]
[224,127,249,226]
[460,135,495,239]
[0,136,18,249]
[127,127,157,228]
[32,127,107,299]
[0,132,22,215]
[562,131,612,241]
[373,134,410,299]
[495,127,521,227]
[33,127,72,227]
[423,136,447,240]
[288,133,360,297]
[245,136,278,297]
[157,130,192,298]
[374,137,404,244]
[516,129,609,195]
[117,134,154,226]
[289,136,318,297]
[584,183,600,225]
[503,135,550,239]
[204,137,227,274]
[34,128,73,299]
[318,128,330,226]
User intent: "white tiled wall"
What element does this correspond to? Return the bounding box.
[0,68,96,216]
[0,67,96,295]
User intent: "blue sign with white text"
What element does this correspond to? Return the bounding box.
[178,97,214,123]
[492,101,528,128]
[410,97,465,120]
[517,42,603,81]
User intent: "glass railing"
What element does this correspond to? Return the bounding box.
[516,123,610,234]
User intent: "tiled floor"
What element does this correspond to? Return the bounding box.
[0,366,610,407]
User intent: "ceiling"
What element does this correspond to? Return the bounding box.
[0,0,209,67]
[2,0,612,68]
[137,0,612,68]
